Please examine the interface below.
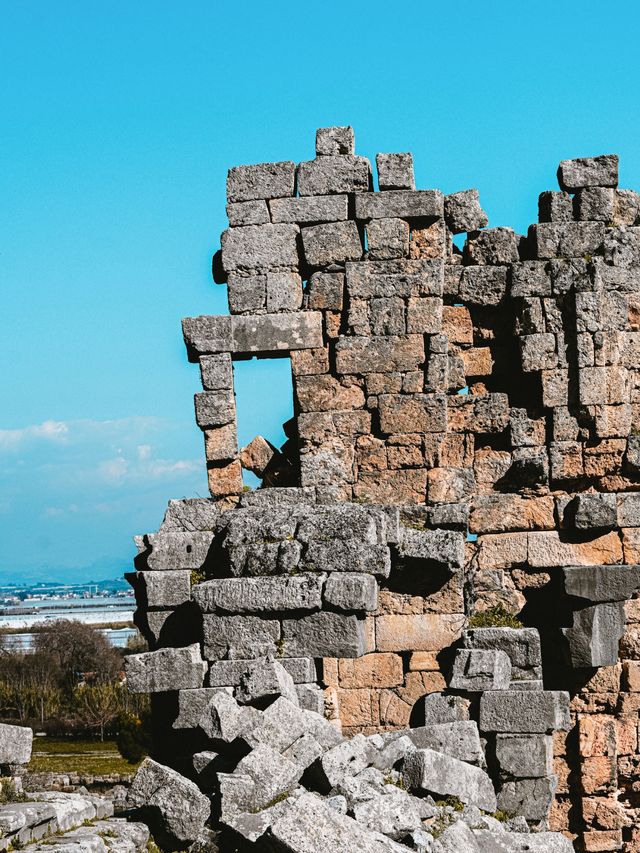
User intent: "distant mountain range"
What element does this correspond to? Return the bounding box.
[0,555,132,586]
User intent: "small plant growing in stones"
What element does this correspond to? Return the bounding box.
[468,605,523,629]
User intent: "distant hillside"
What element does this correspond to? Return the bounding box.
[0,556,131,586]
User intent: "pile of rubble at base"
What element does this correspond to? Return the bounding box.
[125,656,574,852]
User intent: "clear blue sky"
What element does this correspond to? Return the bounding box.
[1,1,639,581]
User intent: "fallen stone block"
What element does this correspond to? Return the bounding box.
[283,733,324,770]
[295,683,325,714]
[432,820,480,853]
[243,696,342,753]
[282,611,368,658]
[198,690,256,742]
[408,721,484,765]
[444,189,488,233]
[496,775,557,823]
[315,733,375,789]
[449,649,511,692]
[403,748,497,812]
[479,690,570,733]
[353,789,425,839]
[494,734,553,779]
[173,688,226,729]
[0,723,33,765]
[235,657,299,706]
[557,154,618,191]
[193,574,324,613]
[323,572,378,611]
[126,758,210,846]
[158,498,221,532]
[124,644,206,693]
[231,744,303,812]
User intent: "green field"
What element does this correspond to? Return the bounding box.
[29,738,141,776]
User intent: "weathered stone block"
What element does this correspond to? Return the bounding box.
[265,271,303,312]
[495,734,553,778]
[194,390,235,428]
[376,613,463,652]
[366,218,410,260]
[571,493,617,530]
[403,747,497,811]
[300,220,362,267]
[0,724,32,765]
[316,126,355,156]
[459,265,508,305]
[136,570,191,609]
[376,153,415,191]
[497,776,557,822]
[194,575,324,613]
[199,353,233,390]
[231,311,324,353]
[301,541,390,577]
[563,601,626,667]
[557,154,618,191]
[378,393,447,434]
[282,612,367,658]
[323,573,378,611]
[208,460,244,498]
[449,648,511,691]
[538,190,573,223]
[444,189,488,233]
[234,658,298,706]
[125,644,206,693]
[297,156,371,196]
[463,627,542,680]
[226,199,270,227]
[422,693,471,725]
[479,690,570,733]
[346,258,443,298]
[269,194,348,224]
[529,222,605,259]
[203,615,280,660]
[408,720,484,765]
[226,161,296,202]
[221,224,299,273]
[563,565,640,603]
[227,273,267,313]
[464,227,519,265]
[576,187,615,222]
[354,189,443,220]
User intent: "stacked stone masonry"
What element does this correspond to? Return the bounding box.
[127,129,640,851]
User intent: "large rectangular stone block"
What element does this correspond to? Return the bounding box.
[231,312,324,354]
[221,224,300,273]
[300,221,363,267]
[194,390,235,428]
[199,353,233,391]
[376,613,463,653]
[563,601,626,667]
[145,532,214,571]
[269,194,348,224]
[557,154,618,191]
[323,573,378,611]
[136,570,191,609]
[282,612,368,657]
[354,189,443,220]
[296,505,379,544]
[124,644,207,693]
[563,565,640,603]
[398,527,465,570]
[459,266,509,306]
[301,541,390,578]
[462,627,542,680]
[173,687,225,729]
[378,393,447,434]
[226,199,270,227]
[0,723,32,765]
[479,690,570,733]
[203,615,280,660]
[226,161,296,202]
[335,335,424,374]
[403,748,497,811]
[208,658,316,687]
[193,575,324,613]
[495,734,553,778]
[529,222,605,259]
[297,156,371,196]
[346,259,443,298]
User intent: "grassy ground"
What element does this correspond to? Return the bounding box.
[28,738,140,776]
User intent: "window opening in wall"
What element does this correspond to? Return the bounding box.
[232,356,295,488]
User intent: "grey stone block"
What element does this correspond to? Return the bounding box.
[398,527,465,570]
[208,657,316,687]
[433,821,480,853]
[295,683,325,714]
[126,758,210,845]
[529,221,605,259]
[203,615,280,660]
[301,541,390,577]
[0,724,32,765]
[575,186,615,221]
[335,335,425,374]
[230,745,303,812]
[173,688,226,729]
[479,690,570,733]
[376,153,415,191]
[403,748,497,812]
[557,154,618,191]
[226,161,296,202]
[226,199,270,227]
[297,156,371,196]
[316,126,355,156]
[366,218,410,260]
[235,658,298,706]
[538,190,573,223]
[296,505,379,544]
[563,565,640,603]
[283,732,324,769]
[496,775,557,822]
[318,734,375,788]
[265,271,303,312]
[323,573,378,611]
[300,220,362,267]
[617,492,640,526]
[198,690,252,741]
[135,570,191,609]
[571,493,617,529]
[495,734,553,778]
[408,721,484,765]
[269,194,348,224]
[227,273,267,313]
[243,696,341,753]
[423,693,471,726]
[159,498,221,532]
[459,266,509,305]
[306,270,344,310]
[221,223,299,273]
[510,261,552,297]
[182,315,232,360]
[444,189,488,235]
[355,189,443,220]
[282,611,368,658]
[563,601,626,667]
[193,574,324,613]
[353,790,424,840]
[230,311,324,353]
[194,390,235,428]
[124,644,206,693]
[346,258,443,298]
[198,353,233,391]
[464,227,519,265]
[462,628,542,681]
[449,649,511,692]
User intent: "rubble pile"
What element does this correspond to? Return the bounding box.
[122,128,640,851]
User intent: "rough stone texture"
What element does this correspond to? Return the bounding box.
[0,724,33,765]
[403,748,497,811]
[479,691,571,733]
[124,644,206,693]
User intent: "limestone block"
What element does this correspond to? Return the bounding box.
[182,315,232,359]
[449,648,511,692]
[529,222,605,259]
[346,258,443,298]
[0,723,32,765]
[269,194,348,224]
[124,644,206,693]
[408,720,484,765]
[173,688,226,729]
[563,565,640,603]
[397,527,465,570]
[557,154,618,191]
[496,776,557,822]
[366,218,410,260]
[300,541,390,577]
[376,613,463,653]
[520,333,557,372]
[538,190,573,223]
[203,615,280,660]
[221,223,299,272]
[335,334,424,374]
[463,627,542,680]
[227,273,267,313]
[323,573,378,611]
[576,187,615,222]
[199,353,233,390]
[235,658,298,706]
[194,390,235,428]
[193,575,324,613]
[300,220,362,267]
[444,189,488,234]
[231,311,324,354]
[464,227,519,265]
[403,747,497,811]
[563,601,626,667]
[226,161,296,202]
[282,612,368,658]
[470,495,555,535]
[495,734,554,778]
[230,744,302,812]
[479,690,570,733]
[336,653,403,689]
[296,504,380,544]
[135,570,191,609]
[243,696,342,753]
[297,156,371,196]
[352,790,424,839]
[126,758,210,844]
[376,152,415,191]
[208,657,316,687]
[354,189,443,220]
[159,498,220,532]
[226,199,270,226]
[265,271,303,312]
[316,126,355,156]
[459,265,508,306]
[198,691,249,741]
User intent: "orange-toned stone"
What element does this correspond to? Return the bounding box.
[409,651,440,671]
[396,671,432,706]
[625,597,640,622]
[387,444,423,469]
[375,590,424,616]
[442,305,473,345]
[527,530,623,567]
[623,528,640,564]
[355,435,388,472]
[353,469,427,505]
[323,686,340,722]
[337,653,404,689]
[581,756,618,795]
[473,448,512,491]
[290,346,330,376]
[322,658,339,687]
[583,439,626,478]
[470,495,555,535]
[553,729,569,757]
[421,671,447,693]
[375,613,464,652]
[582,797,627,831]
[623,660,640,691]
[379,689,412,727]
[581,665,622,695]
[579,716,617,757]
[207,460,243,497]
[619,693,640,715]
[438,433,474,468]
[554,755,571,795]
[462,347,493,377]
[582,830,623,852]
[476,533,528,570]
[616,718,638,755]
[363,617,376,654]
[336,688,379,728]
[548,796,573,835]
[620,626,640,660]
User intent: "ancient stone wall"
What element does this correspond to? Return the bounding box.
[127,128,640,852]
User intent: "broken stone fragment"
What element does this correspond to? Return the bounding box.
[126,758,211,845]
[124,644,206,693]
[0,723,32,765]
[234,657,299,707]
[403,747,497,812]
[449,648,511,692]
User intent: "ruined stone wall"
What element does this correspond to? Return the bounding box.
[127,129,640,851]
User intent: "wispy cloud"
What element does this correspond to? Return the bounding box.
[0,419,69,449]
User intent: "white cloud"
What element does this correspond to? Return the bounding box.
[137,444,152,460]
[98,456,129,485]
[0,420,69,450]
